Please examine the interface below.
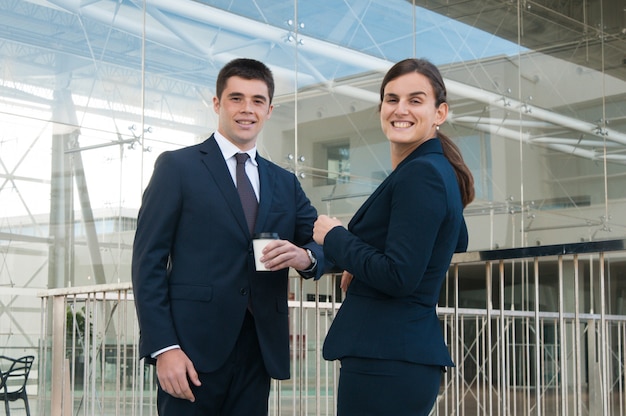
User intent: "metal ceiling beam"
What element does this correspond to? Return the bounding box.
[44,0,392,81]
[27,0,626,161]
[446,78,626,147]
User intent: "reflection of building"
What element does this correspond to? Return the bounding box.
[1,209,137,288]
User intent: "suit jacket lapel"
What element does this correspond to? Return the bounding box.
[199,135,251,236]
[348,174,392,228]
[348,140,440,228]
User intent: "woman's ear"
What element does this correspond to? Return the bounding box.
[436,102,449,126]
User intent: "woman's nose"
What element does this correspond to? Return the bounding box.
[395,100,409,114]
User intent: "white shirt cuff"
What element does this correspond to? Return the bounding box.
[151,344,180,359]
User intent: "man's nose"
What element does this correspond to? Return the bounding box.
[241,99,254,112]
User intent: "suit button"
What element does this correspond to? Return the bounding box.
[240,288,248,296]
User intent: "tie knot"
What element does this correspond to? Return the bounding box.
[235,153,250,165]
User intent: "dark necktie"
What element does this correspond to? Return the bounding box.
[235,153,258,234]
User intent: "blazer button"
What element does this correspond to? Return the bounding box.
[240,288,248,296]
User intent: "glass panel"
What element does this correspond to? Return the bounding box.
[514,0,626,248]
[416,0,626,249]
[4,1,622,291]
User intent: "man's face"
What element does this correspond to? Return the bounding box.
[213,76,273,151]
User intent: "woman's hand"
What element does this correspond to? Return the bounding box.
[340,270,354,292]
[313,215,343,244]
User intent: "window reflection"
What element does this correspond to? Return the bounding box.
[0,0,624,309]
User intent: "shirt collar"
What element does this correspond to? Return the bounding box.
[213,131,258,166]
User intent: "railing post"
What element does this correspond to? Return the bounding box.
[534,258,542,416]
[599,253,609,414]
[51,294,69,416]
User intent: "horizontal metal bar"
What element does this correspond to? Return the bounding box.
[452,238,626,263]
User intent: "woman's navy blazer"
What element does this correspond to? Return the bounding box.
[322,138,466,367]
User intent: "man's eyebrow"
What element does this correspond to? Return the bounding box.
[226,92,268,103]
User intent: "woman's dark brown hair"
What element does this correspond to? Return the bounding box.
[380,58,475,207]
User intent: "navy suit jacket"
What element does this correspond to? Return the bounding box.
[322,138,466,367]
[131,135,323,380]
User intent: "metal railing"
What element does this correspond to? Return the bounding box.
[435,239,626,416]
[35,239,626,416]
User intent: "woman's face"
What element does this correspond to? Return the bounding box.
[380,71,447,149]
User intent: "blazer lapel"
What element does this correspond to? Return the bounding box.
[348,173,393,228]
[349,139,442,228]
[199,135,251,236]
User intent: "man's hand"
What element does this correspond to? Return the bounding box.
[156,348,201,402]
[259,240,311,271]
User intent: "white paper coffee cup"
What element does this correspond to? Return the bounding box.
[253,232,279,271]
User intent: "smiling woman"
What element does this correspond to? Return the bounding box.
[313,58,475,416]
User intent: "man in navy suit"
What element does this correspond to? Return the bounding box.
[132,58,324,416]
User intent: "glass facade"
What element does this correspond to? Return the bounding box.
[1,0,625,366]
